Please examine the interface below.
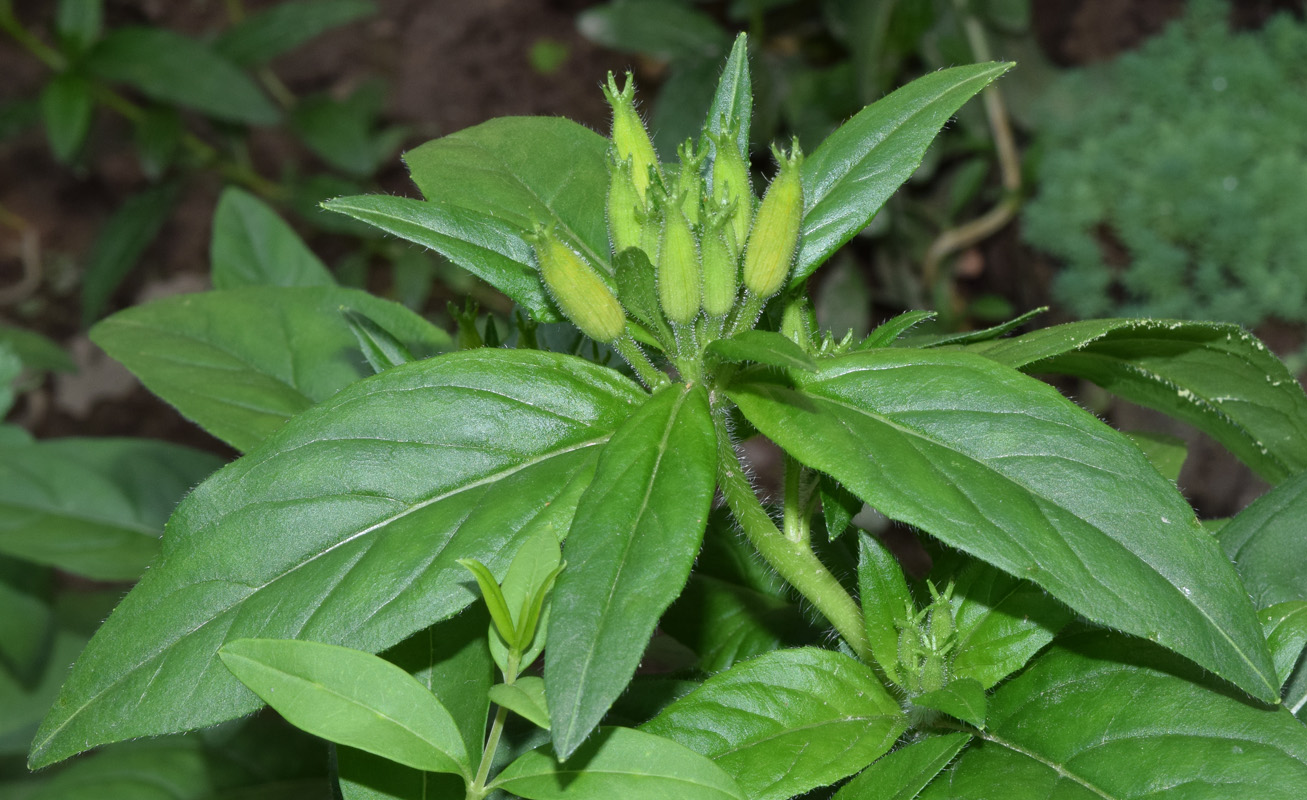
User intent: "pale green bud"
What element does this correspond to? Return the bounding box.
[710,126,753,248]
[531,227,627,343]
[607,153,646,256]
[700,209,738,318]
[656,192,701,326]
[675,139,706,227]
[602,72,661,202]
[742,140,804,300]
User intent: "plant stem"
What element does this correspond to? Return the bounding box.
[781,455,808,544]
[712,403,869,659]
[613,334,667,389]
[0,1,65,71]
[466,705,508,800]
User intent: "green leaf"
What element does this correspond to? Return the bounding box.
[913,678,986,729]
[214,0,376,66]
[707,330,816,372]
[219,638,470,777]
[490,677,551,730]
[39,72,93,164]
[0,346,19,418]
[0,325,74,373]
[81,183,178,325]
[858,531,912,685]
[89,287,451,452]
[701,32,751,167]
[1123,431,1188,483]
[337,747,464,800]
[132,105,182,180]
[490,526,564,673]
[643,647,906,800]
[401,116,612,278]
[819,475,861,539]
[16,740,212,800]
[0,560,53,683]
[344,308,416,373]
[1218,470,1307,609]
[614,248,671,346]
[919,633,1307,799]
[491,726,744,800]
[857,310,936,351]
[27,350,643,768]
[55,0,103,55]
[577,0,730,61]
[210,187,334,289]
[795,63,1011,283]
[728,349,1279,702]
[291,81,401,177]
[832,733,971,800]
[85,28,278,125]
[967,319,1307,483]
[0,438,222,580]
[1261,602,1307,689]
[457,559,517,648]
[661,572,809,674]
[946,559,1072,690]
[325,194,558,324]
[899,307,1046,348]
[547,383,716,759]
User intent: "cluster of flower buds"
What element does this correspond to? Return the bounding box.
[530,71,805,375]
[894,580,958,696]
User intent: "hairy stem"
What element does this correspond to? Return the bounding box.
[712,403,869,659]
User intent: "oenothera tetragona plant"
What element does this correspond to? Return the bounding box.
[30,33,1307,800]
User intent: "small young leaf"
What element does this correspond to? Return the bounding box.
[291,81,400,178]
[858,531,912,686]
[1219,470,1307,609]
[489,677,550,730]
[833,734,972,800]
[614,248,671,343]
[219,638,470,778]
[706,329,817,372]
[491,726,744,800]
[86,28,278,125]
[210,187,334,289]
[914,677,986,729]
[213,0,376,66]
[133,106,182,180]
[819,475,862,540]
[55,0,103,55]
[514,562,565,662]
[0,325,75,373]
[489,525,564,674]
[701,32,751,172]
[343,308,416,373]
[1124,431,1188,483]
[857,310,937,350]
[457,559,518,649]
[40,72,93,164]
[1260,602,1307,689]
[899,307,1045,348]
[81,182,178,325]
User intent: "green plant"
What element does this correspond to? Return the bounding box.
[17,33,1307,800]
[1023,0,1307,338]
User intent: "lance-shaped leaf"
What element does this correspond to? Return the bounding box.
[918,633,1307,799]
[28,350,644,768]
[210,187,334,290]
[1218,470,1307,609]
[707,330,817,372]
[966,319,1307,483]
[858,531,912,685]
[492,726,743,800]
[90,287,451,452]
[0,438,222,580]
[1261,602,1307,689]
[643,647,906,800]
[547,383,716,759]
[728,349,1279,702]
[833,734,971,800]
[795,63,1012,283]
[700,33,751,171]
[213,0,375,66]
[490,677,551,730]
[914,678,986,729]
[220,639,470,777]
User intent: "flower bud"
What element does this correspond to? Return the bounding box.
[530,226,627,343]
[607,153,645,256]
[675,139,706,227]
[700,210,738,318]
[656,192,701,326]
[742,140,804,300]
[602,72,661,202]
[710,126,753,248]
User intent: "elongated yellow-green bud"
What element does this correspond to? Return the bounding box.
[602,72,661,202]
[530,226,627,342]
[710,126,753,248]
[742,140,803,300]
[607,153,645,256]
[675,139,705,226]
[656,193,701,326]
[700,209,738,318]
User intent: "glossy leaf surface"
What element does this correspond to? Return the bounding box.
[492,726,744,800]
[833,734,971,800]
[707,330,816,372]
[0,438,221,580]
[210,187,334,289]
[968,319,1307,483]
[643,648,906,800]
[490,677,551,730]
[90,287,451,452]
[1260,602,1307,689]
[796,63,1011,282]
[919,634,1307,799]
[220,638,469,777]
[547,384,716,758]
[914,678,986,729]
[1218,469,1307,608]
[29,350,643,768]
[729,349,1278,702]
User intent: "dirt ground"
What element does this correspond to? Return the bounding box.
[1,0,1303,516]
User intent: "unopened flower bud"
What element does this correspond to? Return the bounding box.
[675,139,706,227]
[602,72,661,203]
[607,154,645,256]
[710,126,753,248]
[656,193,701,326]
[742,140,803,300]
[700,211,738,318]
[531,226,627,342]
